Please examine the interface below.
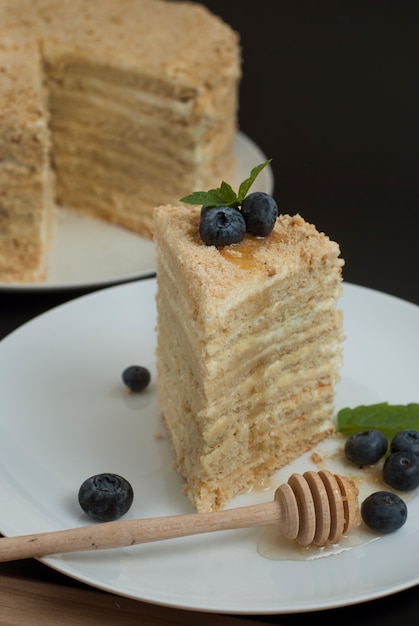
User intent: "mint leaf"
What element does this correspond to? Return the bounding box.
[180,159,272,207]
[219,180,239,205]
[237,159,272,204]
[179,188,233,207]
[337,402,419,440]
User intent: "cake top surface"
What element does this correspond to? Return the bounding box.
[0,0,240,90]
[154,204,343,306]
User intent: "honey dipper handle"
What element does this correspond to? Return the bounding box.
[0,501,281,562]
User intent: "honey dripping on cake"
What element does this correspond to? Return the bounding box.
[219,231,283,273]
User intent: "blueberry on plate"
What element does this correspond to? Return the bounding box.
[199,206,246,246]
[344,429,388,466]
[390,430,419,457]
[240,191,278,237]
[382,451,419,491]
[122,365,151,392]
[78,473,134,522]
[361,491,407,533]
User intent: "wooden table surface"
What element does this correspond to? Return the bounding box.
[1,1,418,624]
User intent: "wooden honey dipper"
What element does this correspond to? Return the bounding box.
[0,470,359,562]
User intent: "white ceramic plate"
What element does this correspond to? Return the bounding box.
[0,132,273,292]
[0,280,418,615]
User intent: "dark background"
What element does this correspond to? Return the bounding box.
[197,0,418,306]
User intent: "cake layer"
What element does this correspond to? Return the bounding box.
[155,206,344,512]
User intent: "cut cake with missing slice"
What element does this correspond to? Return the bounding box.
[0,0,240,282]
[154,205,345,512]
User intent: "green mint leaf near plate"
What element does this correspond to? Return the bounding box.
[180,159,272,208]
[337,402,419,440]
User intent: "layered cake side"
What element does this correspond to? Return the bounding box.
[0,44,54,282]
[40,0,240,238]
[154,205,344,512]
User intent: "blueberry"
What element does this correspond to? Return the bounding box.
[382,451,419,491]
[344,429,388,466]
[78,473,134,522]
[122,365,151,392]
[390,430,419,457]
[199,206,246,246]
[361,491,407,533]
[240,192,278,237]
[200,205,212,218]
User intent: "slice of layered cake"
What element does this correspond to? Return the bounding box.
[154,197,344,512]
[0,0,240,281]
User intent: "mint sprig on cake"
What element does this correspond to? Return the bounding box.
[180,159,272,208]
[180,160,278,246]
